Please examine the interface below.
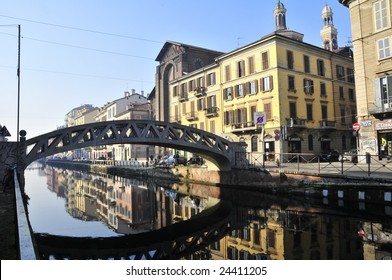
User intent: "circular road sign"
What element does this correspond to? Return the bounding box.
[353,123,360,131]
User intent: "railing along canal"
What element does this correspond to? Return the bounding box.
[239,152,392,178]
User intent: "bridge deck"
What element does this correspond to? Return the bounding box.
[0,189,18,259]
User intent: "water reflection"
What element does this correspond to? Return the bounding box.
[25,164,392,260]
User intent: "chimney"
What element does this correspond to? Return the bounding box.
[132,89,136,95]
[141,90,144,97]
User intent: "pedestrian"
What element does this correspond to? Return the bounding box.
[2,168,14,192]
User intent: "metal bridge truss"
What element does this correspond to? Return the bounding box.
[24,120,245,170]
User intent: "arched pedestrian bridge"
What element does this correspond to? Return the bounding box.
[23,120,247,170]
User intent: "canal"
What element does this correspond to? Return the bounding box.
[24,163,392,260]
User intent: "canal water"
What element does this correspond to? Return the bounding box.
[24,163,392,260]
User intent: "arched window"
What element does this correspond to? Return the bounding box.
[251,136,258,152]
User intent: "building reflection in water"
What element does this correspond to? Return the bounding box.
[28,165,392,260]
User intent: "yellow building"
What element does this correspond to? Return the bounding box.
[339,0,392,159]
[166,2,355,162]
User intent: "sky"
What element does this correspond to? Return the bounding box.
[0,0,352,141]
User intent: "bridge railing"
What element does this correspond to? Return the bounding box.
[239,152,392,178]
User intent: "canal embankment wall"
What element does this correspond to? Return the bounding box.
[44,160,392,206]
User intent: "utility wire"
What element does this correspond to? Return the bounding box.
[0,64,154,83]
[0,14,164,44]
[0,31,155,60]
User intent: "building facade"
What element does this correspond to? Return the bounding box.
[160,2,356,162]
[339,0,392,158]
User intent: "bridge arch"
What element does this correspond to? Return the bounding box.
[23,120,246,170]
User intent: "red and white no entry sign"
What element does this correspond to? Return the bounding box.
[353,123,360,131]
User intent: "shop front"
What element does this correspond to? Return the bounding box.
[375,119,392,159]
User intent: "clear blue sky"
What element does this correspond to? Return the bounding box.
[0,0,351,141]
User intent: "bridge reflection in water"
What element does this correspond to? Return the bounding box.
[25,164,392,260]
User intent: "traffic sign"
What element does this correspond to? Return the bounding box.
[0,125,11,137]
[254,112,266,125]
[353,123,360,131]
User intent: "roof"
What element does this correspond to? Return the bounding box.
[155,40,223,62]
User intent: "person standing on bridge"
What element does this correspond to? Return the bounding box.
[2,168,14,193]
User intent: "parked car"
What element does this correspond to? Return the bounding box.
[319,149,340,162]
[339,149,358,163]
[163,155,187,166]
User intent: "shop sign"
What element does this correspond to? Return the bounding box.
[288,137,302,141]
[375,119,392,130]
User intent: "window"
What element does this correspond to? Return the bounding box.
[349,88,355,100]
[306,103,313,120]
[341,108,346,124]
[238,60,245,78]
[336,65,345,81]
[320,82,326,97]
[264,103,272,121]
[374,76,392,109]
[234,108,247,125]
[189,80,196,91]
[224,110,234,125]
[308,135,314,151]
[224,87,233,100]
[246,80,258,95]
[321,105,328,120]
[197,98,206,111]
[303,55,310,73]
[197,77,204,88]
[262,51,269,70]
[303,79,314,94]
[235,84,245,98]
[347,68,355,83]
[225,65,231,81]
[317,59,325,76]
[351,107,357,123]
[181,83,187,94]
[250,105,257,123]
[207,72,216,86]
[207,95,216,109]
[261,76,273,91]
[374,0,389,31]
[289,102,297,118]
[287,50,294,70]
[182,103,186,116]
[210,120,215,134]
[251,136,258,152]
[288,75,295,91]
[173,85,178,97]
[339,86,344,100]
[378,37,391,60]
[248,56,255,74]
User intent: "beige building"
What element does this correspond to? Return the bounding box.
[339,0,392,158]
[158,1,355,163]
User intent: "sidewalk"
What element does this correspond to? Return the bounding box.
[0,189,18,260]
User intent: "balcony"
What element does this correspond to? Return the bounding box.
[319,120,336,129]
[195,87,206,97]
[369,98,392,118]
[205,107,219,117]
[178,92,188,102]
[286,118,307,128]
[231,121,259,133]
[185,112,199,121]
